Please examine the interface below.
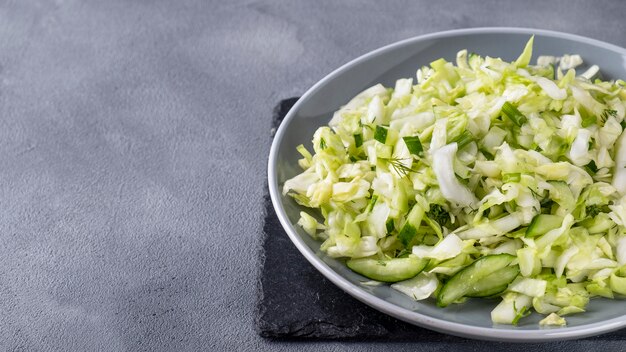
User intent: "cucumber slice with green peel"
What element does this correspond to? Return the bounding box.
[398,203,426,247]
[465,265,520,298]
[347,256,429,283]
[466,284,509,299]
[526,214,563,237]
[437,254,516,307]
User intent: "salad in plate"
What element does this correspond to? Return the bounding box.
[282,37,626,326]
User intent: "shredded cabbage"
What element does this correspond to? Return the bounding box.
[284,37,626,326]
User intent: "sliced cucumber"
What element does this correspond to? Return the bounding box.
[437,254,516,307]
[398,203,426,247]
[526,214,563,237]
[465,266,520,298]
[347,256,429,283]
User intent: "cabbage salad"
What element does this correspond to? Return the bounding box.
[283,37,626,326]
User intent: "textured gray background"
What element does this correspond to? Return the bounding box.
[0,0,625,351]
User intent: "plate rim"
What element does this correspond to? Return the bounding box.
[267,27,626,342]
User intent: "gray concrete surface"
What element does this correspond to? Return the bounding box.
[0,0,625,351]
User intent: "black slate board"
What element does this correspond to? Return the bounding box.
[255,98,626,341]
